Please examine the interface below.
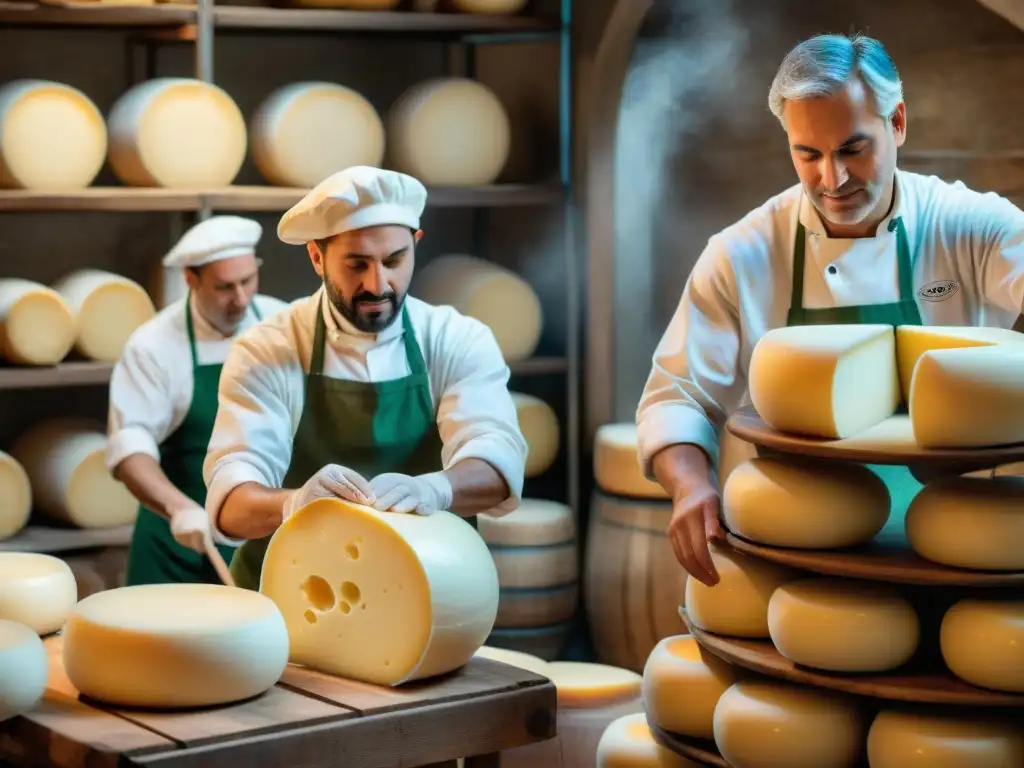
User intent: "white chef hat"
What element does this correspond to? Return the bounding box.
[162,216,263,268]
[277,165,427,246]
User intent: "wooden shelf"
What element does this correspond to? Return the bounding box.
[0,187,202,212]
[508,357,567,375]
[0,362,114,390]
[0,1,194,27]
[0,523,133,553]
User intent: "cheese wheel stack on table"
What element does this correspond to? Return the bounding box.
[478,499,578,660]
[585,423,687,672]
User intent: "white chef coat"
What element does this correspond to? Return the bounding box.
[203,286,528,543]
[106,293,290,471]
[636,169,1024,476]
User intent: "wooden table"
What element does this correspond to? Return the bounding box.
[0,637,556,768]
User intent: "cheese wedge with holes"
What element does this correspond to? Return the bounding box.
[250,82,385,188]
[941,598,1024,693]
[0,80,107,190]
[260,497,499,686]
[52,269,155,363]
[867,709,1024,768]
[597,712,700,767]
[0,553,78,635]
[0,451,31,541]
[63,584,289,708]
[594,423,670,499]
[107,78,246,188]
[0,279,76,366]
[748,324,899,439]
[0,619,48,722]
[512,392,560,477]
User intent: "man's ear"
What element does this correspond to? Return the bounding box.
[414,229,424,243]
[306,241,325,278]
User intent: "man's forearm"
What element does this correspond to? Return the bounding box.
[113,454,193,520]
[651,443,715,497]
[217,482,292,540]
[443,458,511,516]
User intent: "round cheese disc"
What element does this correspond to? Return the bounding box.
[0,552,78,636]
[596,712,701,767]
[62,584,290,708]
[685,545,798,638]
[723,457,890,549]
[547,662,642,708]
[867,709,1024,767]
[0,450,31,541]
[477,498,574,546]
[767,577,920,673]
[473,645,550,676]
[451,0,529,13]
[642,634,742,740]
[940,598,1024,693]
[511,392,560,478]
[0,279,76,366]
[0,619,48,722]
[593,423,669,500]
[906,476,1024,570]
[713,679,867,768]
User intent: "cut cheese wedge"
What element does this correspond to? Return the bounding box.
[748,324,899,439]
[260,497,499,686]
[0,619,48,722]
[9,419,138,529]
[250,82,385,188]
[0,278,76,365]
[597,713,700,767]
[594,423,670,499]
[906,476,1024,570]
[767,578,920,673]
[642,634,742,740]
[52,269,155,363]
[511,392,560,477]
[0,79,107,190]
[867,709,1024,768]
[0,451,31,541]
[0,552,78,635]
[472,645,549,676]
[723,457,890,549]
[940,598,1024,693]
[107,78,247,188]
[62,584,289,708]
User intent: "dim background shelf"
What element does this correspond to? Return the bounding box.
[0,523,133,553]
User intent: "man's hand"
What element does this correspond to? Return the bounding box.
[282,464,375,521]
[169,503,212,554]
[369,472,453,515]
[667,480,725,587]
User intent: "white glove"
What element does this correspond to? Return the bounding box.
[169,503,211,554]
[282,463,375,521]
[369,472,453,516]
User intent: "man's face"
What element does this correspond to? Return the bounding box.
[185,254,259,333]
[308,225,417,333]
[783,77,906,235]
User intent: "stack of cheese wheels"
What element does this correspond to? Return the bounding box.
[9,418,138,530]
[387,77,511,186]
[412,254,543,363]
[585,423,686,672]
[0,552,78,635]
[0,620,49,723]
[0,279,77,366]
[0,80,107,190]
[0,450,32,541]
[250,82,385,188]
[107,78,247,188]
[478,499,578,660]
[511,392,560,478]
[51,269,155,363]
[259,496,499,686]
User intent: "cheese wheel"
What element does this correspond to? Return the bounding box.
[451,0,528,13]
[895,324,1024,402]
[62,584,289,708]
[713,680,866,768]
[684,544,798,638]
[512,392,560,477]
[867,709,1024,768]
[107,78,246,188]
[717,428,759,487]
[749,323,899,439]
[286,0,399,8]
[487,538,576,589]
[9,419,138,529]
[260,497,498,686]
[0,619,48,722]
[0,552,78,635]
[250,82,385,188]
[597,713,700,768]
[0,80,106,190]
[478,498,574,547]
[472,645,550,676]
[0,279,76,365]
[52,269,156,362]
[723,456,890,549]
[767,578,920,673]
[387,78,511,186]
[940,598,1024,692]
[594,423,669,499]
[413,254,542,363]
[906,475,1024,570]
[642,634,742,740]
[0,451,31,541]
[910,345,1024,448]
[549,661,642,708]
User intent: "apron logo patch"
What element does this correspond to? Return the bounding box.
[917,280,959,302]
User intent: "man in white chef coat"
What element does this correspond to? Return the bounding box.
[107,216,289,586]
[636,33,1024,586]
[202,165,528,591]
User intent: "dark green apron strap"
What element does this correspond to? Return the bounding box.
[400,306,428,375]
[790,222,807,313]
[184,291,200,368]
[890,217,915,303]
[311,303,327,376]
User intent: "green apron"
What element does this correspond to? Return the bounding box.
[786,214,924,523]
[229,302,453,591]
[125,294,263,586]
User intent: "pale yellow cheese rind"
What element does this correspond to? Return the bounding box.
[511,392,560,477]
[867,709,1024,768]
[0,619,48,722]
[0,552,77,635]
[594,423,670,500]
[940,598,1024,693]
[477,498,574,547]
[0,451,31,541]
[473,645,550,676]
[0,278,76,365]
[547,661,642,708]
[596,712,700,768]
[451,0,529,12]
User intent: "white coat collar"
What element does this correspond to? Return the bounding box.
[798,169,906,239]
[318,285,406,347]
[188,292,254,340]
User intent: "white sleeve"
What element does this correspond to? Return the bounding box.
[203,328,302,545]
[635,235,746,479]
[105,337,175,471]
[434,318,528,516]
[970,193,1024,317]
